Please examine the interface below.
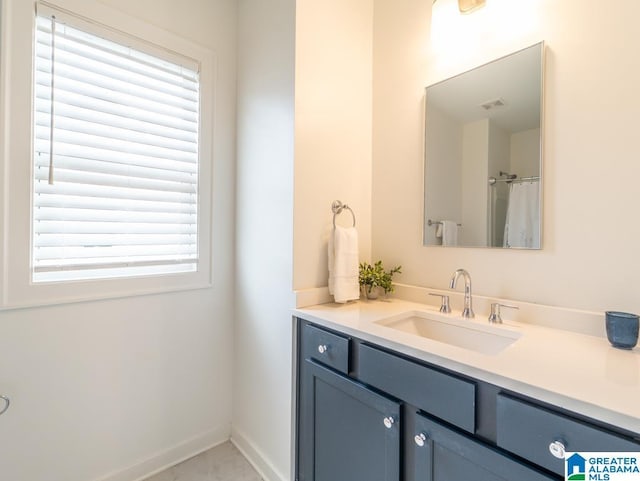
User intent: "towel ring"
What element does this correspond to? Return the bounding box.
[0,395,9,416]
[331,200,356,228]
[427,219,462,227]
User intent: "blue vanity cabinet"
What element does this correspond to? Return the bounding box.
[296,319,639,481]
[297,360,401,481]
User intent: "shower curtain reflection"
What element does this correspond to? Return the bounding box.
[503,181,540,249]
[489,179,540,249]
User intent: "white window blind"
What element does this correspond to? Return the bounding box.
[33,11,200,282]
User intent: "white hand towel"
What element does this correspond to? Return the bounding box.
[328,226,359,303]
[441,220,458,246]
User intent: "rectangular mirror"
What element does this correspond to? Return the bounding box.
[424,42,544,249]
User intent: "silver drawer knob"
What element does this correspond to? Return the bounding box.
[0,395,10,416]
[317,345,328,354]
[414,433,427,447]
[549,440,566,459]
[383,416,395,429]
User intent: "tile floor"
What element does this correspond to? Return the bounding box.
[143,441,263,481]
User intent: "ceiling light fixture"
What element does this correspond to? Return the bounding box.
[434,0,487,14]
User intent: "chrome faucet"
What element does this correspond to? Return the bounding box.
[449,269,474,318]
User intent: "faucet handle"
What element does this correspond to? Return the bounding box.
[429,293,451,313]
[488,303,519,324]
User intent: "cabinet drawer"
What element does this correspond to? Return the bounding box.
[302,323,350,374]
[497,394,640,476]
[359,344,476,432]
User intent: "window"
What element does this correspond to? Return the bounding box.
[0,0,213,308]
[33,6,201,283]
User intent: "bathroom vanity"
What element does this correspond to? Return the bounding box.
[293,300,640,481]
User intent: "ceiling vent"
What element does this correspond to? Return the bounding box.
[480,98,506,111]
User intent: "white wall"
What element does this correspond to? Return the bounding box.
[461,119,489,246]
[372,0,640,313]
[511,127,541,177]
[372,0,428,284]
[488,122,510,180]
[233,1,295,481]
[293,0,374,290]
[0,1,237,480]
[235,3,373,478]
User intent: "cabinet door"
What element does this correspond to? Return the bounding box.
[413,413,558,481]
[298,360,401,481]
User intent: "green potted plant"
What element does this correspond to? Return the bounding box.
[359,261,402,300]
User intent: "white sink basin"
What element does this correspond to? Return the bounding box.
[375,310,522,355]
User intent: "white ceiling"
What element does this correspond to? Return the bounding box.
[427,43,542,133]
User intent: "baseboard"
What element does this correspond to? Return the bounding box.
[92,424,231,481]
[231,427,288,481]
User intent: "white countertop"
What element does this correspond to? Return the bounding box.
[294,299,640,435]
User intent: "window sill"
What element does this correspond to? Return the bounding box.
[0,278,213,312]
